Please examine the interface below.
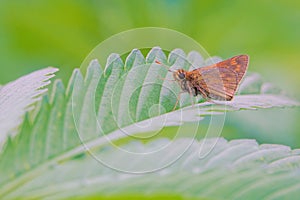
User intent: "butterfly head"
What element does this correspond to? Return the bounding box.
[173,69,187,81]
[154,60,187,82]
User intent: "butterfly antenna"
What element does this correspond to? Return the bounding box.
[189,64,197,70]
[156,60,197,71]
[155,60,175,72]
[185,61,197,70]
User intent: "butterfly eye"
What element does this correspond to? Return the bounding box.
[178,73,185,79]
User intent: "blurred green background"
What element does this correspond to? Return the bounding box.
[0,0,299,147]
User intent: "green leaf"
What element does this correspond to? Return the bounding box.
[0,48,298,199]
[0,67,58,144]
[4,138,300,200]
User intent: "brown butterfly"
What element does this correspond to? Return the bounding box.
[156,55,249,107]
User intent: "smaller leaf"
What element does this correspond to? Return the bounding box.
[0,67,58,145]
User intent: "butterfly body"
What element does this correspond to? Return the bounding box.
[173,55,249,101]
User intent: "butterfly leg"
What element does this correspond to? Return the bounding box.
[187,86,195,107]
[197,88,226,105]
[172,91,185,111]
[196,87,211,103]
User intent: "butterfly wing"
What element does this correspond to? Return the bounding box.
[187,55,249,101]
